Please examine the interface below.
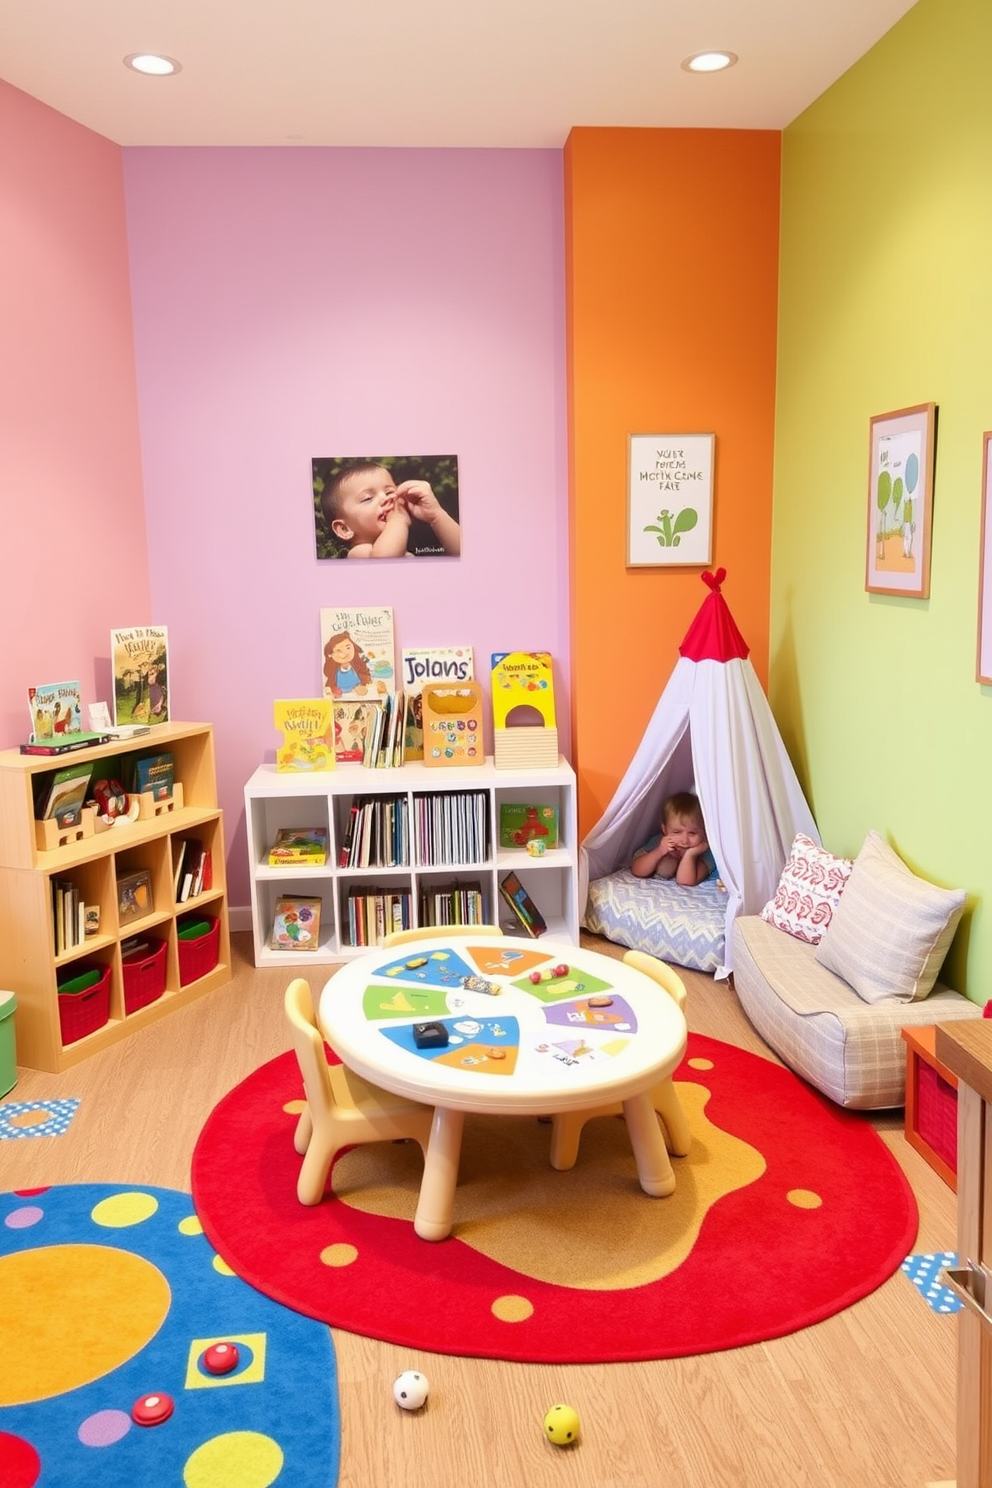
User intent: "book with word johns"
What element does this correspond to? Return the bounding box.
[401,646,473,761]
[110,626,170,726]
[273,699,335,772]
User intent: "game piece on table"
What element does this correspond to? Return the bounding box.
[461,975,499,995]
[393,1370,430,1410]
[543,1402,580,1445]
[405,957,428,969]
[413,1021,449,1048]
[587,994,613,1008]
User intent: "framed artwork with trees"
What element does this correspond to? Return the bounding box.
[865,403,936,599]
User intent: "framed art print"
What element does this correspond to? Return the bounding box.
[627,433,714,568]
[978,432,992,683]
[865,403,936,598]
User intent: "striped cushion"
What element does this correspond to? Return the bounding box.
[585,869,727,973]
[760,832,853,944]
[814,831,965,1003]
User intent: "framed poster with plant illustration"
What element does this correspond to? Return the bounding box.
[977,432,992,684]
[865,403,936,599]
[626,434,714,568]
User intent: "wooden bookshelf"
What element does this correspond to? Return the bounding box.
[243,755,578,964]
[0,722,231,1072]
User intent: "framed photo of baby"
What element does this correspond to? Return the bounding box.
[312,454,461,560]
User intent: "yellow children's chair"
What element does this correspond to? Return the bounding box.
[548,950,692,1170]
[284,978,435,1205]
[381,924,502,948]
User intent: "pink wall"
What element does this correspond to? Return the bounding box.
[122,148,568,909]
[0,81,150,746]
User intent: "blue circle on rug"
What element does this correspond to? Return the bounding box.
[0,1184,339,1487]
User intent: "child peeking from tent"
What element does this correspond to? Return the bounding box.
[631,791,717,887]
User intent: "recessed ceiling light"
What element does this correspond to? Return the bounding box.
[124,53,182,77]
[681,51,738,74]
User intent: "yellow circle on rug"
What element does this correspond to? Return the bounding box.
[787,1188,823,1209]
[0,1244,171,1405]
[91,1191,159,1228]
[183,1430,284,1488]
[320,1243,358,1267]
[491,1294,534,1323]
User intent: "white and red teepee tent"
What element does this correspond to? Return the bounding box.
[579,569,818,975]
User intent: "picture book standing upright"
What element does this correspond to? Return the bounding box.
[490,651,558,769]
[110,627,170,726]
[400,646,474,761]
[273,700,335,772]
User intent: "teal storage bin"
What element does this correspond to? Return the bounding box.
[0,990,17,1098]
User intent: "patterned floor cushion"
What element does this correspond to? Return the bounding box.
[585,869,728,973]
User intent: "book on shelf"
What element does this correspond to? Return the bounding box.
[268,827,328,866]
[490,651,557,728]
[347,886,411,946]
[413,789,488,867]
[273,699,335,772]
[358,692,406,769]
[88,702,152,740]
[497,870,548,938]
[320,606,396,702]
[132,751,174,800]
[36,763,93,828]
[110,626,170,726]
[498,803,559,850]
[27,681,84,743]
[21,733,109,756]
[117,868,153,925]
[332,699,374,764]
[400,646,474,761]
[269,895,322,952]
[176,837,203,902]
[419,879,485,930]
[51,877,87,957]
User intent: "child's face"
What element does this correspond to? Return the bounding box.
[330,638,354,665]
[663,812,704,855]
[331,467,397,545]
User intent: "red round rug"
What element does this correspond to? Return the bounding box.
[191,1034,918,1363]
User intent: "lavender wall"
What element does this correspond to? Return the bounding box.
[0,80,150,747]
[123,148,568,910]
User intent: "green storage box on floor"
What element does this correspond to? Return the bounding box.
[0,990,17,1098]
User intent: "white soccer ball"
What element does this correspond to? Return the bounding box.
[393,1370,429,1411]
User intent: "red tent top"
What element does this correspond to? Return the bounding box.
[678,569,750,662]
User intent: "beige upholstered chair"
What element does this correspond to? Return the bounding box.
[284,978,435,1205]
[549,950,692,1170]
[381,924,502,948]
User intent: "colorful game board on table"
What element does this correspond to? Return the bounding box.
[362,944,638,1077]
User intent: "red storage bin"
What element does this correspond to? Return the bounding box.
[58,964,111,1046]
[122,936,168,1015]
[177,916,220,986]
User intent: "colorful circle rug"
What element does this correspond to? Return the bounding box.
[191,1034,918,1364]
[0,1184,339,1488]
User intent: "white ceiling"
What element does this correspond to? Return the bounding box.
[0,0,918,148]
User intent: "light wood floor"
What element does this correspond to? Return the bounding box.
[3,932,958,1488]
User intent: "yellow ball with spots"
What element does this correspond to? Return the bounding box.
[543,1402,580,1446]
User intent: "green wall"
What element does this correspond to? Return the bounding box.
[772,0,992,1001]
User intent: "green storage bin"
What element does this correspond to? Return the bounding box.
[0,990,17,1098]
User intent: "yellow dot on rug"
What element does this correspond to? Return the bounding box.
[212,1255,236,1276]
[491,1294,534,1323]
[787,1188,823,1209]
[8,1109,53,1129]
[178,1216,203,1236]
[183,1431,284,1488]
[320,1243,358,1267]
[282,1099,307,1115]
[0,1244,170,1405]
[91,1192,159,1228]
[687,1058,713,1070]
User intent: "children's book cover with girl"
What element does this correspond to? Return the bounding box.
[320,607,396,701]
[110,627,170,726]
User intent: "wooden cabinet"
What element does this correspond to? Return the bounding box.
[935,1020,992,1488]
[0,723,231,1072]
[243,756,578,965]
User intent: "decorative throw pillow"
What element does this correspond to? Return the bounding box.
[760,833,853,945]
[813,830,965,1003]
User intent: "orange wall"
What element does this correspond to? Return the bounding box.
[565,128,781,838]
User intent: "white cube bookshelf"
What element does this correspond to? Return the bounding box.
[243,755,578,965]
